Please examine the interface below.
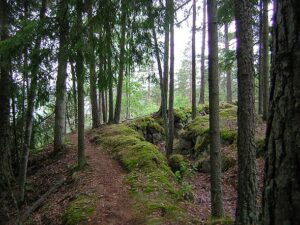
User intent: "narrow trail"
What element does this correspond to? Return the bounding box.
[68,132,137,225]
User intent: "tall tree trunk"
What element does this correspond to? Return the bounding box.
[19,0,47,201]
[234,0,257,224]
[163,0,170,109]
[224,22,232,104]
[152,25,168,140]
[105,22,114,124]
[262,1,300,224]
[191,0,197,119]
[199,0,207,104]
[261,0,269,121]
[98,91,103,124]
[0,0,13,191]
[125,66,130,120]
[102,90,107,123]
[114,0,127,124]
[166,0,174,157]
[207,0,224,217]
[70,60,78,129]
[87,1,99,128]
[54,0,69,153]
[76,0,86,168]
[258,0,263,114]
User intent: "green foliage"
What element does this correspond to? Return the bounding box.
[62,194,96,225]
[168,154,186,173]
[176,183,193,201]
[218,0,235,25]
[0,20,40,56]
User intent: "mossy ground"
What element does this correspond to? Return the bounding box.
[128,116,164,134]
[62,193,96,225]
[93,124,196,224]
[207,216,234,225]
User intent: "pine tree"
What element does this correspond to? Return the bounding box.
[262,0,300,224]
[207,0,224,217]
[234,0,257,224]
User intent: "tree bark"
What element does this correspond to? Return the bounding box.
[199,0,207,104]
[114,0,127,124]
[261,0,269,121]
[163,0,170,109]
[125,66,130,120]
[207,0,224,218]
[0,0,13,191]
[234,0,257,224]
[224,22,232,104]
[262,1,300,224]
[105,21,114,124]
[19,0,47,201]
[76,0,86,168]
[166,0,174,157]
[98,91,103,124]
[258,0,263,114]
[102,90,107,123]
[87,1,99,128]
[152,25,168,142]
[54,0,69,153]
[70,59,78,129]
[191,0,197,119]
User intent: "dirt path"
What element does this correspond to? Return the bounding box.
[68,133,137,225]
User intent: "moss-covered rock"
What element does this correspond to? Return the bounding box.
[196,155,236,173]
[127,116,164,144]
[174,107,192,124]
[180,105,238,156]
[93,124,195,224]
[62,193,96,225]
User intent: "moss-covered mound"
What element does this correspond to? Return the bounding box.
[62,193,96,225]
[127,116,164,144]
[180,105,237,156]
[93,124,196,224]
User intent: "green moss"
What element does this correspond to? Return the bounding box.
[219,102,236,109]
[128,116,164,134]
[220,130,237,144]
[94,124,195,224]
[219,106,237,119]
[207,216,234,225]
[185,116,210,138]
[62,194,96,225]
[174,108,191,123]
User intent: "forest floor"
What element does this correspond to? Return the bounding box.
[11,132,139,225]
[3,116,266,225]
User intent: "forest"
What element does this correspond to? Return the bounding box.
[0,0,299,224]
